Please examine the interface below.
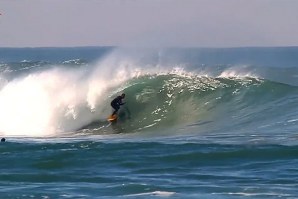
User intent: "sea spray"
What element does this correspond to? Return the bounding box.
[0,55,144,136]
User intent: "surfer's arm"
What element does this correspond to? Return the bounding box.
[119,100,125,106]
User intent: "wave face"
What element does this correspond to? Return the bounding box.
[108,74,298,138]
[0,47,298,141]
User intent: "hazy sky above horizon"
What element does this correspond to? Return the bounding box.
[0,0,298,48]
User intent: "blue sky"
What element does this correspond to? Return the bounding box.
[0,0,298,47]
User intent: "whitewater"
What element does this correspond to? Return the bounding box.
[0,47,298,198]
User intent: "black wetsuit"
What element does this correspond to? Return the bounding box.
[111,96,124,115]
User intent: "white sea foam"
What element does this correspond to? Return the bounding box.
[0,51,147,137]
[126,191,175,197]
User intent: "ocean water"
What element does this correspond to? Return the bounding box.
[0,47,298,198]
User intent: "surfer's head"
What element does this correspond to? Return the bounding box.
[121,93,125,98]
[1,138,5,142]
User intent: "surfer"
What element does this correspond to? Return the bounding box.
[111,93,125,116]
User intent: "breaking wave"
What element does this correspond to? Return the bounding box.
[0,49,298,137]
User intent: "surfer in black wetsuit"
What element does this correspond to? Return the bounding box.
[111,93,125,116]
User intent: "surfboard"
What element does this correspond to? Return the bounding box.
[107,114,117,122]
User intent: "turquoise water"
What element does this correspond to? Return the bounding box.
[0,47,298,198]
